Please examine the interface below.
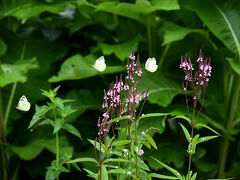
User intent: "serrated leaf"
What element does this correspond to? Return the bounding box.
[144,134,158,150]
[28,105,52,129]
[62,123,82,140]
[53,118,65,134]
[179,123,191,143]
[66,158,98,164]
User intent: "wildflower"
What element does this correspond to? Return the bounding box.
[138,149,144,156]
[92,56,106,72]
[145,58,158,72]
[127,172,132,175]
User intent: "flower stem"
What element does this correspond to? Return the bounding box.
[218,75,240,178]
[134,121,138,177]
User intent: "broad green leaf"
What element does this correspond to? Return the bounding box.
[161,21,208,46]
[62,123,82,140]
[49,54,125,82]
[0,58,38,87]
[93,2,140,21]
[196,136,218,144]
[195,123,220,135]
[139,70,183,107]
[99,36,139,61]
[28,105,52,129]
[151,156,181,177]
[103,158,130,164]
[66,158,98,164]
[144,134,158,150]
[138,113,169,121]
[1,0,71,20]
[149,173,178,179]
[53,118,65,134]
[101,165,108,180]
[0,38,7,56]
[227,57,240,76]
[11,143,44,161]
[112,140,131,146]
[179,123,191,143]
[136,0,179,14]
[183,0,240,58]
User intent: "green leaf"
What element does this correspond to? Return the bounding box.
[66,158,98,164]
[161,21,208,46]
[1,0,70,20]
[0,38,7,57]
[149,173,178,179]
[196,135,218,144]
[84,168,98,180]
[49,54,125,82]
[93,2,140,21]
[53,118,65,134]
[112,140,131,146]
[108,116,133,123]
[144,134,158,150]
[195,123,220,135]
[183,0,240,58]
[99,36,139,61]
[179,123,191,143]
[28,105,52,129]
[46,169,60,180]
[190,172,197,180]
[101,165,108,180]
[151,156,181,177]
[138,113,169,121]
[11,143,44,161]
[62,123,82,140]
[139,70,183,107]
[0,58,38,87]
[103,158,131,164]
[71,163,82,172]
[171,115,191,125]
[136,0,179,14]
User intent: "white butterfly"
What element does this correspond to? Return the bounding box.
[92,56,106,72]
[16,95,31,112]
[145,57,158,72]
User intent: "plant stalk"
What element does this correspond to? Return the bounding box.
[56,131,59,180]
[218,75,240,178]
[134,121,138,177]
[4,82,17,131]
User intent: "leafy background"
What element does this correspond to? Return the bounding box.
[0,0,240,179]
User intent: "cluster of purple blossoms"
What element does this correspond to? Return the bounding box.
[180,49,212,88]
[97,51,149,141]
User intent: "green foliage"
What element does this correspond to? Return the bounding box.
[0,0,240,179]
